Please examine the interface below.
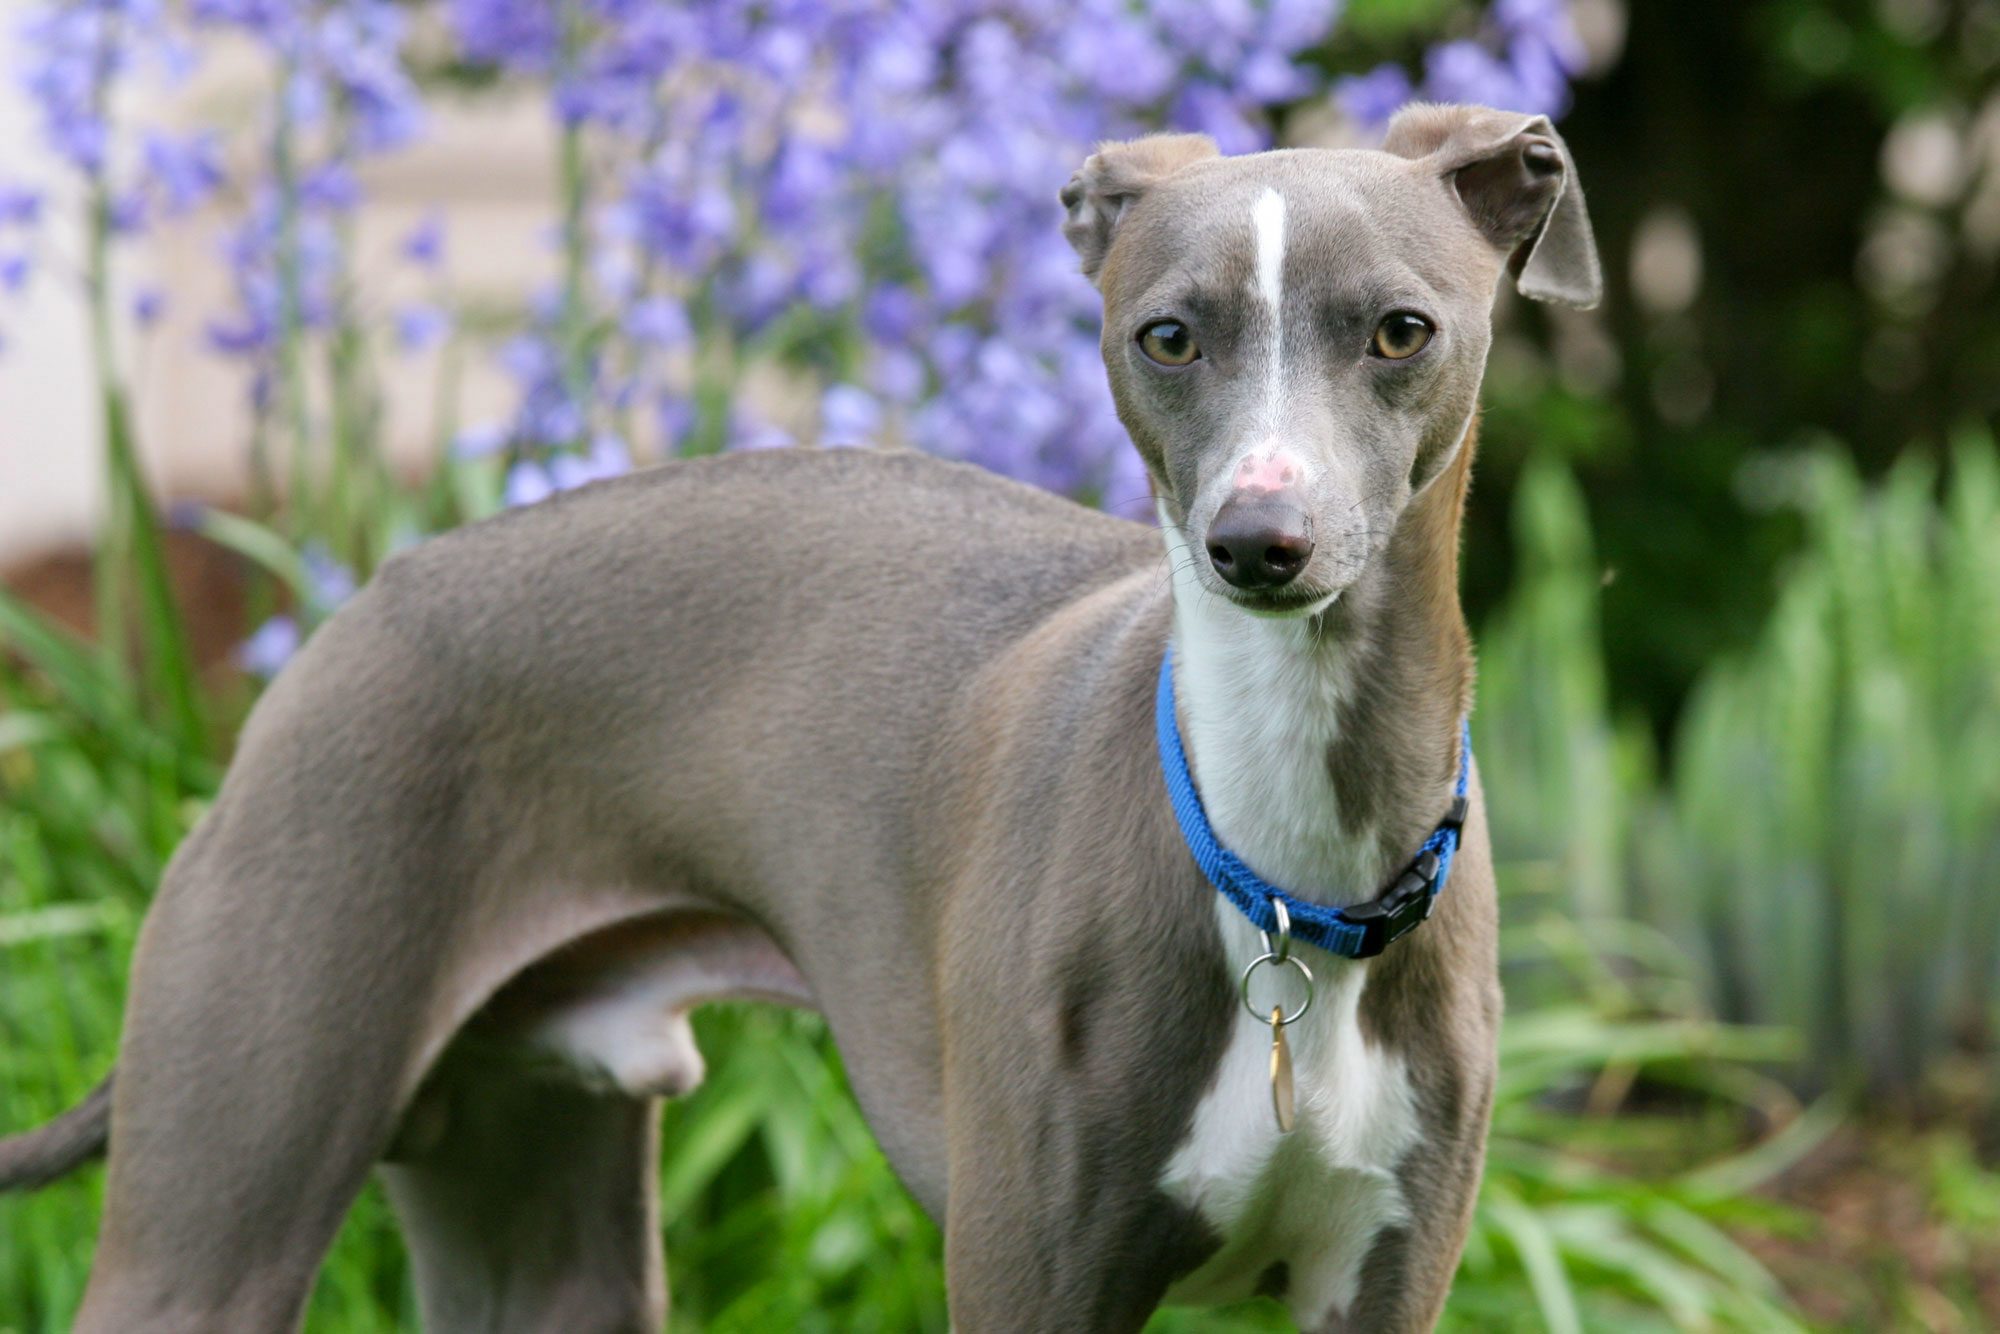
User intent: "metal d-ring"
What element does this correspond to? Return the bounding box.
[1240,950,1314,1026]
[1263,896,1292,963]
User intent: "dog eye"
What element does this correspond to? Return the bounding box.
[1371,313,1434,360]
[1138,320,1200,366]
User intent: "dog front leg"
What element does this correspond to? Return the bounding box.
[938,1052,1223,1333]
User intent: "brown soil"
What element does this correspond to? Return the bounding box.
[4,525,262,679]
[1742,1129,2000,1332]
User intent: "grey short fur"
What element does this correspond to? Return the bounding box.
[0,101,1597,1332]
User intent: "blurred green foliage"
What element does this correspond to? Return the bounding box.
[1462,0,2000,732]
[1653,439,2000,1098]
[1478,438,2000,1102]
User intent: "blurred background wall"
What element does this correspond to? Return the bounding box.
[0,32,558,564]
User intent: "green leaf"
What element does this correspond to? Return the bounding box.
[1483,1187,1584,1334]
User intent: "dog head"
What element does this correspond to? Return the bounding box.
[1062,103,1599,615]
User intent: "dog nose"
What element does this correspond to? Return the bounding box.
[1205,494,1314,590]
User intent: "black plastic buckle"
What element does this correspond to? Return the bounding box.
[1341,850,1440,958]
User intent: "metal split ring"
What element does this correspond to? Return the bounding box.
[1240,951,1314,1026]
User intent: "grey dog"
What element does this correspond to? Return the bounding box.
[0,100,1598,1331]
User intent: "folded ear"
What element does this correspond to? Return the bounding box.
[1384,103,1602,309]
[1059,133,1220,284]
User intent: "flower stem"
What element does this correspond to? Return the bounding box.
[86,176,205,753]
[554,2,591,449]
[322,103,378,571]
[270,47,316,541]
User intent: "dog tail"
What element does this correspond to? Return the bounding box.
[0,1072,113,1192]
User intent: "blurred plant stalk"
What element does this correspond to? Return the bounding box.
[1482,438,2000,1104]
[1660,438,2000,1101]
[77,13,204,757]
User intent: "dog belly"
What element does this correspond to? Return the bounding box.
[1160,901,1421,1327]
[473,912,815,1098]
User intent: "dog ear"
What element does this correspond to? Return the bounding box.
[1384,103,1602,309]
[1060,134,1220,284]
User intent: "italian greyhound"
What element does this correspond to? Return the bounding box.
[0,101,1598,1331]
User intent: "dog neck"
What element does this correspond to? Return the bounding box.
[1162,428,1475,908]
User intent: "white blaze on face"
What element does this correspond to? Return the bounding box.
[1252,186,1286,316]
[1252,189,1287,430]
[1232,186,1299,496]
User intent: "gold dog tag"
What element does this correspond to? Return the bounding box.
[1269,1005,1295,1133]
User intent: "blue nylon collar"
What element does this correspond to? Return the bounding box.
[1156,644,1471,959]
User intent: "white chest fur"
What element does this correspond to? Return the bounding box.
[1157,515,1421,1327]
[1160,904,1421,1327]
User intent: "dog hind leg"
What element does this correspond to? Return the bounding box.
[74,615,532,1331]
[74,838,464,1332]
[383,1062,666,1334]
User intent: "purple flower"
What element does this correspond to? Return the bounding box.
[394,302,449,351]
[870,346,927,404]
[1338,64,1418,129]
[54,119,111,176]
[204,313,273,355]
[1497,0,1586,73]
[1058,21,1176,106]
[1423,40,1526,111]
[527,396,586,447]
[1505,36,1574,118]
[18,3,118,177]
[22,0,1575,532]
[453,422,508,458]
[132,286,166,325]
[622,296,690,347]
[0,253,29,294]
[503,431,628,503]
[315,2,424,150]
[300,543,357,612]
[190,0,298,37]
[729,407,797,452]
[142,131,225,213]
[547,432,631,489]
[107,192,148,235]
[863,285,923,344]
[820,384,881,447]
[1173,82,1266,156]
[400,213,444,267]
[446,0,561,71]
[1265,0,1341,52]
[0,184,45,228]
[236,615,301,678]
[497,331,557,384]
[656,394,695,448]
[592,247,638,303]
[503,460,555,507]
[299,163,361,212]
[1235,47,1312,105]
